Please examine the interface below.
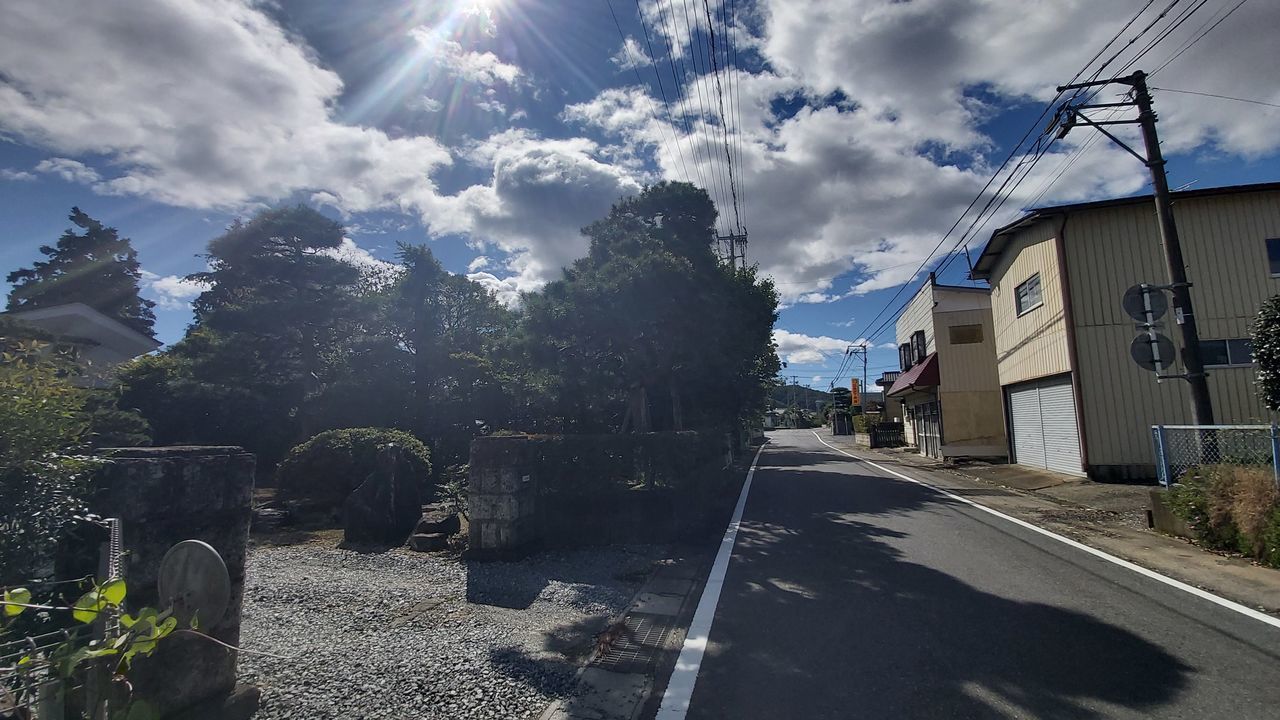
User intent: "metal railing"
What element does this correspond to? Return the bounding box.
[1151,424,1280,487]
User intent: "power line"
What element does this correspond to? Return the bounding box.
[846,0,1184,345]
[1150,86,1280,109]
[680,0,731,235]
[702,0,744,235]
[1153,0,1251,75]
[632,0,693,183]
[652,0,710,192]
[606,0,685,182]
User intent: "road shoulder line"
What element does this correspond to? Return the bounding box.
[654,442,767,720]
[810,431,1280,631]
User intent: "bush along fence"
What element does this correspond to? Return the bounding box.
[468,430,736,556]
[1151,424,1280,487]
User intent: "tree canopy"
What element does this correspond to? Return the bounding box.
[6,207,156,338]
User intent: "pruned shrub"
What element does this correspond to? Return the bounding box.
[1169,464,1280,565]
[277,428,431,512]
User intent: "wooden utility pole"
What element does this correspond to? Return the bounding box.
[1056,70,1215,426]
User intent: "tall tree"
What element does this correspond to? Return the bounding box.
[6,207,157,338]
[522,182,779,434]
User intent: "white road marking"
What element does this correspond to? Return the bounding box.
[810,431,1280,630]
[656,443,766,720]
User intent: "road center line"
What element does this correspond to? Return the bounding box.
[655,442,766,720]
[810,431,1280,630]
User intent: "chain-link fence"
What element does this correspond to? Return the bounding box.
[1151,424,1280,487]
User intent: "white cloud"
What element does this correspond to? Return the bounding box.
[140,270,209,310]
[416,97,445,113]
[0,0,456,221]
[409,29,522,86]
[467,256,491,272]
[0,168,35,181]
[466,271,523,308]
[773,329,855,366]
[611,37,649,71]
[34,158,100,184]
[319,237,403,289]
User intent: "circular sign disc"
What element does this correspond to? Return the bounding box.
[1122,284,1168,322]
[1130,333,1176,371]
[158,540,230,631]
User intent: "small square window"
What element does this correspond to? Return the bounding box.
[1015,273,1043,316]
[1268,238,1280,277]
[1227,338,1253,365]
[949,324,984,344]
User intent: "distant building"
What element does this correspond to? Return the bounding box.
[886,276,1005,460]
[971,182,1280,480]
[4,302,160,386]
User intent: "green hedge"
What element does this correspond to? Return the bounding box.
[277,428,432,509]
[1168,464,1280,567]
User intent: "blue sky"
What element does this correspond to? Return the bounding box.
[2,0,1278,389]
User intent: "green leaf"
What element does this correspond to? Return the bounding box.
[73,588,106,624]
[2,587,31,616]
[189,610,200,631]
[101,578,126,606]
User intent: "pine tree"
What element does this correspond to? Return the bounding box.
[6,207,157,338]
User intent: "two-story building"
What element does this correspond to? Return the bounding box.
[886,275,1005,459]
[971,182,1280,480]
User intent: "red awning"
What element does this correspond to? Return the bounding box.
[885,352,939,397]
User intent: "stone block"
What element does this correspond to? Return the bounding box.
[1149,489,1193,539]
[409,532,450,552]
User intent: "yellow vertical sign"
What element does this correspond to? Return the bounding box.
[850,378,860,406]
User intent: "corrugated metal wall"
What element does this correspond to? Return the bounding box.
[896,282,937,351]
[987,222,1072,385]
[1064,189,1280,471]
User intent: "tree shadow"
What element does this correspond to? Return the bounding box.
[686,450,1197,719]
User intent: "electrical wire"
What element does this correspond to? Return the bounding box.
[606,0,686,183]
[633,0,693,184]
[702,0,744,235]
[653,0,710,193]
[1152,0,1251,76]
[1151,86,1280,109]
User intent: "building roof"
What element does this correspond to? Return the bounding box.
[885,352,939,397]
[5,302,160,357]
[970,181,1280,280]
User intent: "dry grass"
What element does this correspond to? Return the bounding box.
[1228,467,1280,556]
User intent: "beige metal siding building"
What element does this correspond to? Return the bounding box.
[973,182,1280,480]
[887,276,1005,459]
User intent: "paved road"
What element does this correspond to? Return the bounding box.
[680,429,1280,719]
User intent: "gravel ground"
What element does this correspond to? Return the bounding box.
[238,537,663,719]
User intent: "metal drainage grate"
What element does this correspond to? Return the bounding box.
[594,612,674,674]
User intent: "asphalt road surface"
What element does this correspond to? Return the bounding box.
[680,429,1280,719]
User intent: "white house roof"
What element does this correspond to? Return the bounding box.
[5,302,160,358]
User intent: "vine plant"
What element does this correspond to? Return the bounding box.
[2,578,185,719]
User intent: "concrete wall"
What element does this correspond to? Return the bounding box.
[90,446,256,718]
[896,282,937,352]
[1064,189,1280,474]
[934,300,1006,455]
[468,436,538,555]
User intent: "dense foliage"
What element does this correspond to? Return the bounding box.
[1253,294,1280,410]
[11,184,777,480]
[1167,464,1280,567]
[0,341,96,582]
[6,207,156,338]
[276,428,432,508]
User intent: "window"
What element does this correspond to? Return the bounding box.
[1200,338,1253,367]
[1015,273,1043,316]
[1268,238,1280,277]
[911,330,927,363]
[899,343,912,371]
[949,324,984,344]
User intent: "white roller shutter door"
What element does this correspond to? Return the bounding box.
[1006,375,1084,477]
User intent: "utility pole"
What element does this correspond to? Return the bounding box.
[718,231,749,269]
[1055,70,1214,426]
[846,344,869,413]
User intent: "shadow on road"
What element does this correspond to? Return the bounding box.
[690,442,1192,719]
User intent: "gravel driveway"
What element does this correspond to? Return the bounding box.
[238,536,663,719]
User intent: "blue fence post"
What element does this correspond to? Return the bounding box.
[1153,425,1170,487]
[1271,422,1279,487]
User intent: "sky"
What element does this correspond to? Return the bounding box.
[2,0,1278,392]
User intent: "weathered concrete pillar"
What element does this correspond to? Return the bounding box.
[91,446,257,719]
[468,436,538,557]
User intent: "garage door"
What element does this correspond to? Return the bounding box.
[1006,375,1084,476]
